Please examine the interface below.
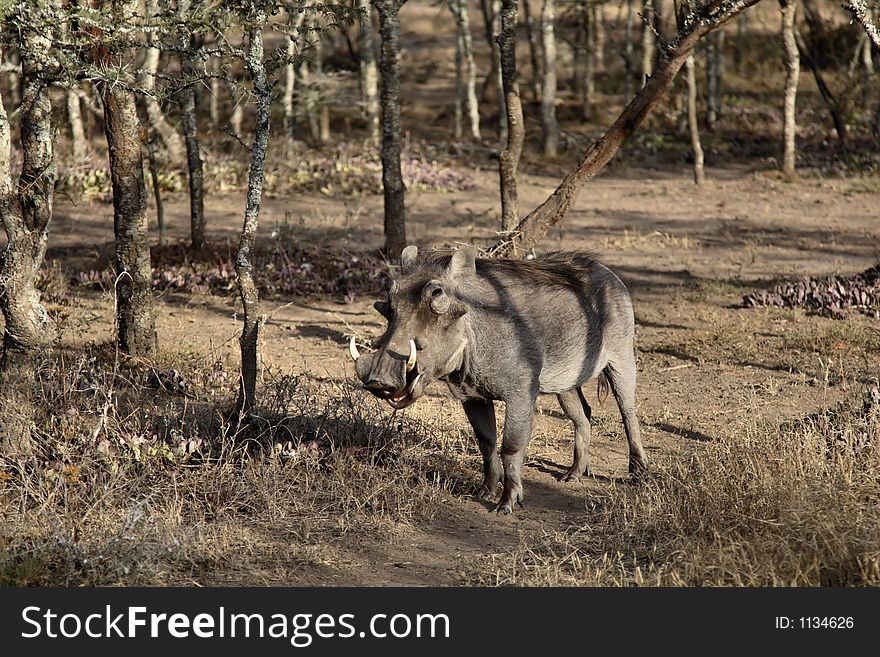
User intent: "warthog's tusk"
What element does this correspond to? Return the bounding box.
[406,339,417,373]
[349,336,360,362]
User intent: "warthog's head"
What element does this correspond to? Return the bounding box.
[350,245,474,409]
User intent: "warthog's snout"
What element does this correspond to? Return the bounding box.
[362,377,397,396]
[351,338,422,409]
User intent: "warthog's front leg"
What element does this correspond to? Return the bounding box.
[496,395,536,514]
[462,399,502,501]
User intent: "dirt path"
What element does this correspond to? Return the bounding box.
[39,165,880,585]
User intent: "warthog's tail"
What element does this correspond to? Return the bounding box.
[597,373,610,404]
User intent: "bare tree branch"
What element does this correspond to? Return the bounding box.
[489,0,765,258]
[843,0,880,50]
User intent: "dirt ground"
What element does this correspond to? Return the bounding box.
[2,1,878,585]
[41,162,880,585]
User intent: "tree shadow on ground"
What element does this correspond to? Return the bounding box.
[651,422,714,442]
[526,455,622,484]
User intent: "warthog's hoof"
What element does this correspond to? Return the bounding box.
[628,457,649,480]
[476,486,495,502]
[561,467,590,483]
[494,494,523,514]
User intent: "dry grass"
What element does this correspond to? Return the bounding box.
[461,388,880,586]
[641,302,880,389]
[599,229,700,251]
[3,342,878,586]
[0,348,472,585]
[4,268,880,587]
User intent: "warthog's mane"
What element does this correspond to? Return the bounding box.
[399,249,602,292]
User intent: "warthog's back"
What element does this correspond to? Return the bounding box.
[445,251,636,394]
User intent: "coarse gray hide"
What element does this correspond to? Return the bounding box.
[350,245,648,514]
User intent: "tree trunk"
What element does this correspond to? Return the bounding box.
[280,1,312,143]
[101,85,157,356]
[299,17,326,148]
[594,1,606,71]
[74,84,102,120]
[139,0,185,163]
[780,0,799,180]
[454,28,464,139]
[359,0,381,145]
[677,0,704,180]
[492,0,508,142]
[795,28,848,150]
[315,35,331,145]
[234,15,272,419]
[2,50,20,112]
[653,0,666,41]
[864,26,877,74]
[498,0,524,233]
[67,87,89,162]
[0,20,55,364]
[850,3,876,106]
[582,0,596,117]
[67,59,102,135]
[283,36,297,140]
[624,0,635,103]
[300,58,320,144]
[320,105,331,144]
[522,0,543,101]
[705,30,724,130]
[210,56,221,130]
[685,53,705,184]
[373,0,407,259]
[464,2,481,140]
[574,9,586,99]
[145,134,166,246]
[0,23,56,457]
[641,0,655,81]
[449,0,481,139]
[230,82,244,137]
[95,1,157,359]
[705,35,716,130]
[180,83,205,250]
[490,0,762,258]
[478,0,500,106]
[178,0,205,251]
[541,0,559,157]
[733,9,748,72]
[847,34,874,77]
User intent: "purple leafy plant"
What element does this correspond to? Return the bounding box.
[743,264,880,318]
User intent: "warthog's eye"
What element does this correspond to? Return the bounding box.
[422,280,452,315]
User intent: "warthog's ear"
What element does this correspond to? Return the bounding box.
[447,245,476,279]
[400,245,419,269]
[422,280,467,318]
[373,300,392,319]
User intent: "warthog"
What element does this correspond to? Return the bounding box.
[349,245,648,514]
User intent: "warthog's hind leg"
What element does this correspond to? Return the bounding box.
[462,399,503,501]
[604,355,649,476]
[557,387,592,482]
